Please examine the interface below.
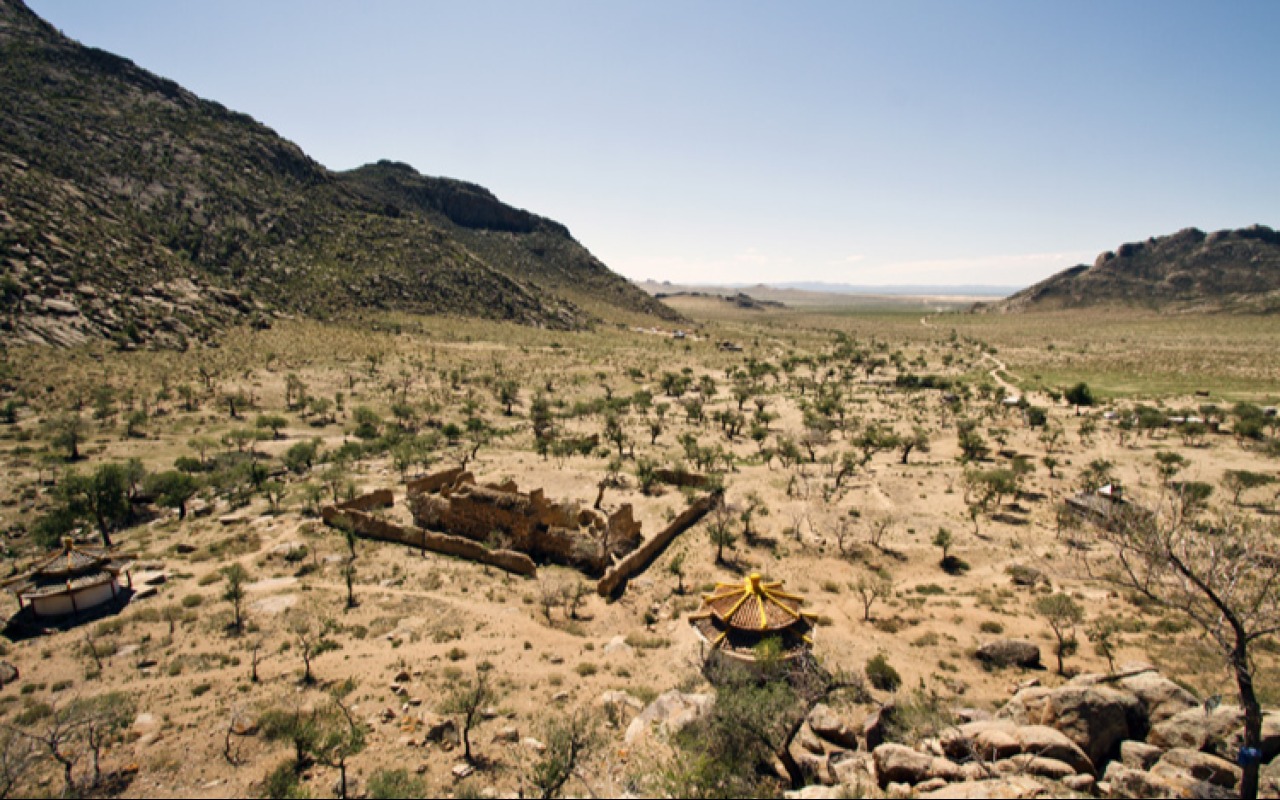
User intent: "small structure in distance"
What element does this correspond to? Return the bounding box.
[3,538,133,620]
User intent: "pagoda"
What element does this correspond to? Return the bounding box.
[3,539,132,619]
[689,573,815,662]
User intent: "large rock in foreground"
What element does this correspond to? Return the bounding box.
[941,719,1093,776]
[997,683,1145,769]
[1148,704,1280,762]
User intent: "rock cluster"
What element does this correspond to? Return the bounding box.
[749,665,1279,799]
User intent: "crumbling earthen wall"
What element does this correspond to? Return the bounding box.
[405,468,470,497]
[321,504,536,577]
[406,470,643,576]
[335,489,394,513]
[654,469,710,489]
[597,492,720,597]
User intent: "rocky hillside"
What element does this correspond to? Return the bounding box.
[982,225,1280,314]
[0,0,676,348]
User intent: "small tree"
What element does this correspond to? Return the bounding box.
[146,470,199,520]
[932,527,953,563]
[1034,593,1083,675]
[1223,469,1275,507]
[526,711,598,799]
[285,607,335,685]
[706,500,737,565]
[853,570,894,622]
[667,551,686,594]
[441,668,499,765]
[662,654,867,794]
[1064,382,1095,412]
[222,563,249,635]
[46,412,86,461]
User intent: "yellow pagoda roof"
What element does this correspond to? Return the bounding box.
[694,573,814,632]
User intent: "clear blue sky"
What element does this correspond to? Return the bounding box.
[28,0,1280,287]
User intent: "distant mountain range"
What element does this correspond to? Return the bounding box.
[749,282,1019,297]
[0,0,677,348]
[980,225,1280,314]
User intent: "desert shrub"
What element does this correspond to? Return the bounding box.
[865,653,902,692]
[261,759,307,799]
[367,768,426,799]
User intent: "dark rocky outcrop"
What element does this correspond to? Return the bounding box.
[980,225,1280,315]
[0,0,678,348]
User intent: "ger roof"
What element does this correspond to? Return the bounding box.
[2,538,130,595]
[696,573,811,632]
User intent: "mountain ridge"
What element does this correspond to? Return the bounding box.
[978,225,1280,314]
[0,0,677,348]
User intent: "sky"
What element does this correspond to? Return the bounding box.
[27,0,1280,288]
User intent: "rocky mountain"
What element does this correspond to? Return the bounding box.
[0,0,676,348]
[982,225,1280,314]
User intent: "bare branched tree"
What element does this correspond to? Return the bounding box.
[1083,491,1280,800]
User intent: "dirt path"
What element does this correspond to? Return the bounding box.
[982,352,1020,396]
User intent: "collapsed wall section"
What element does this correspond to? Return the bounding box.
[321,502,536,576]
[406,472,642,577]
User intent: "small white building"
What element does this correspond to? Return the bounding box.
[4,539,132,619]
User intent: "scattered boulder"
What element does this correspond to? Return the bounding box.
[917,775,1051,799]
[975,639,1041,669]
[492,725,520,744]
[872,743,935,787]
[1155,747,1239,789]
[623,691,712,745]
[1114,671,1199,725]
[829,751,875,787]
[1148,704,1280,762]
[993,755,1076,780]
[782,787,842,800]
[863,701,896,751]
[423,713,459,745]
[941,720,1092,776]
[797,726,826,755]
[807,703,858,749]
[0,661,18,687]
[229,712,259,737]
[1102,762,1184,799]
[997,683,1144,768]
[595,690,644,724]
[1119,740,1163,770]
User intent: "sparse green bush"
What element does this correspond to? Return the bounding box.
[865,653,902,692]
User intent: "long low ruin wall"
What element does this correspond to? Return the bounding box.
[405,468,470,497]
[321,505,536,577]
[596,492,720,598]
[335,489,394,513]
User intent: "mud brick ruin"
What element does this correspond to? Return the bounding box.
[406,469,642,577]
[321,466,720,596]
